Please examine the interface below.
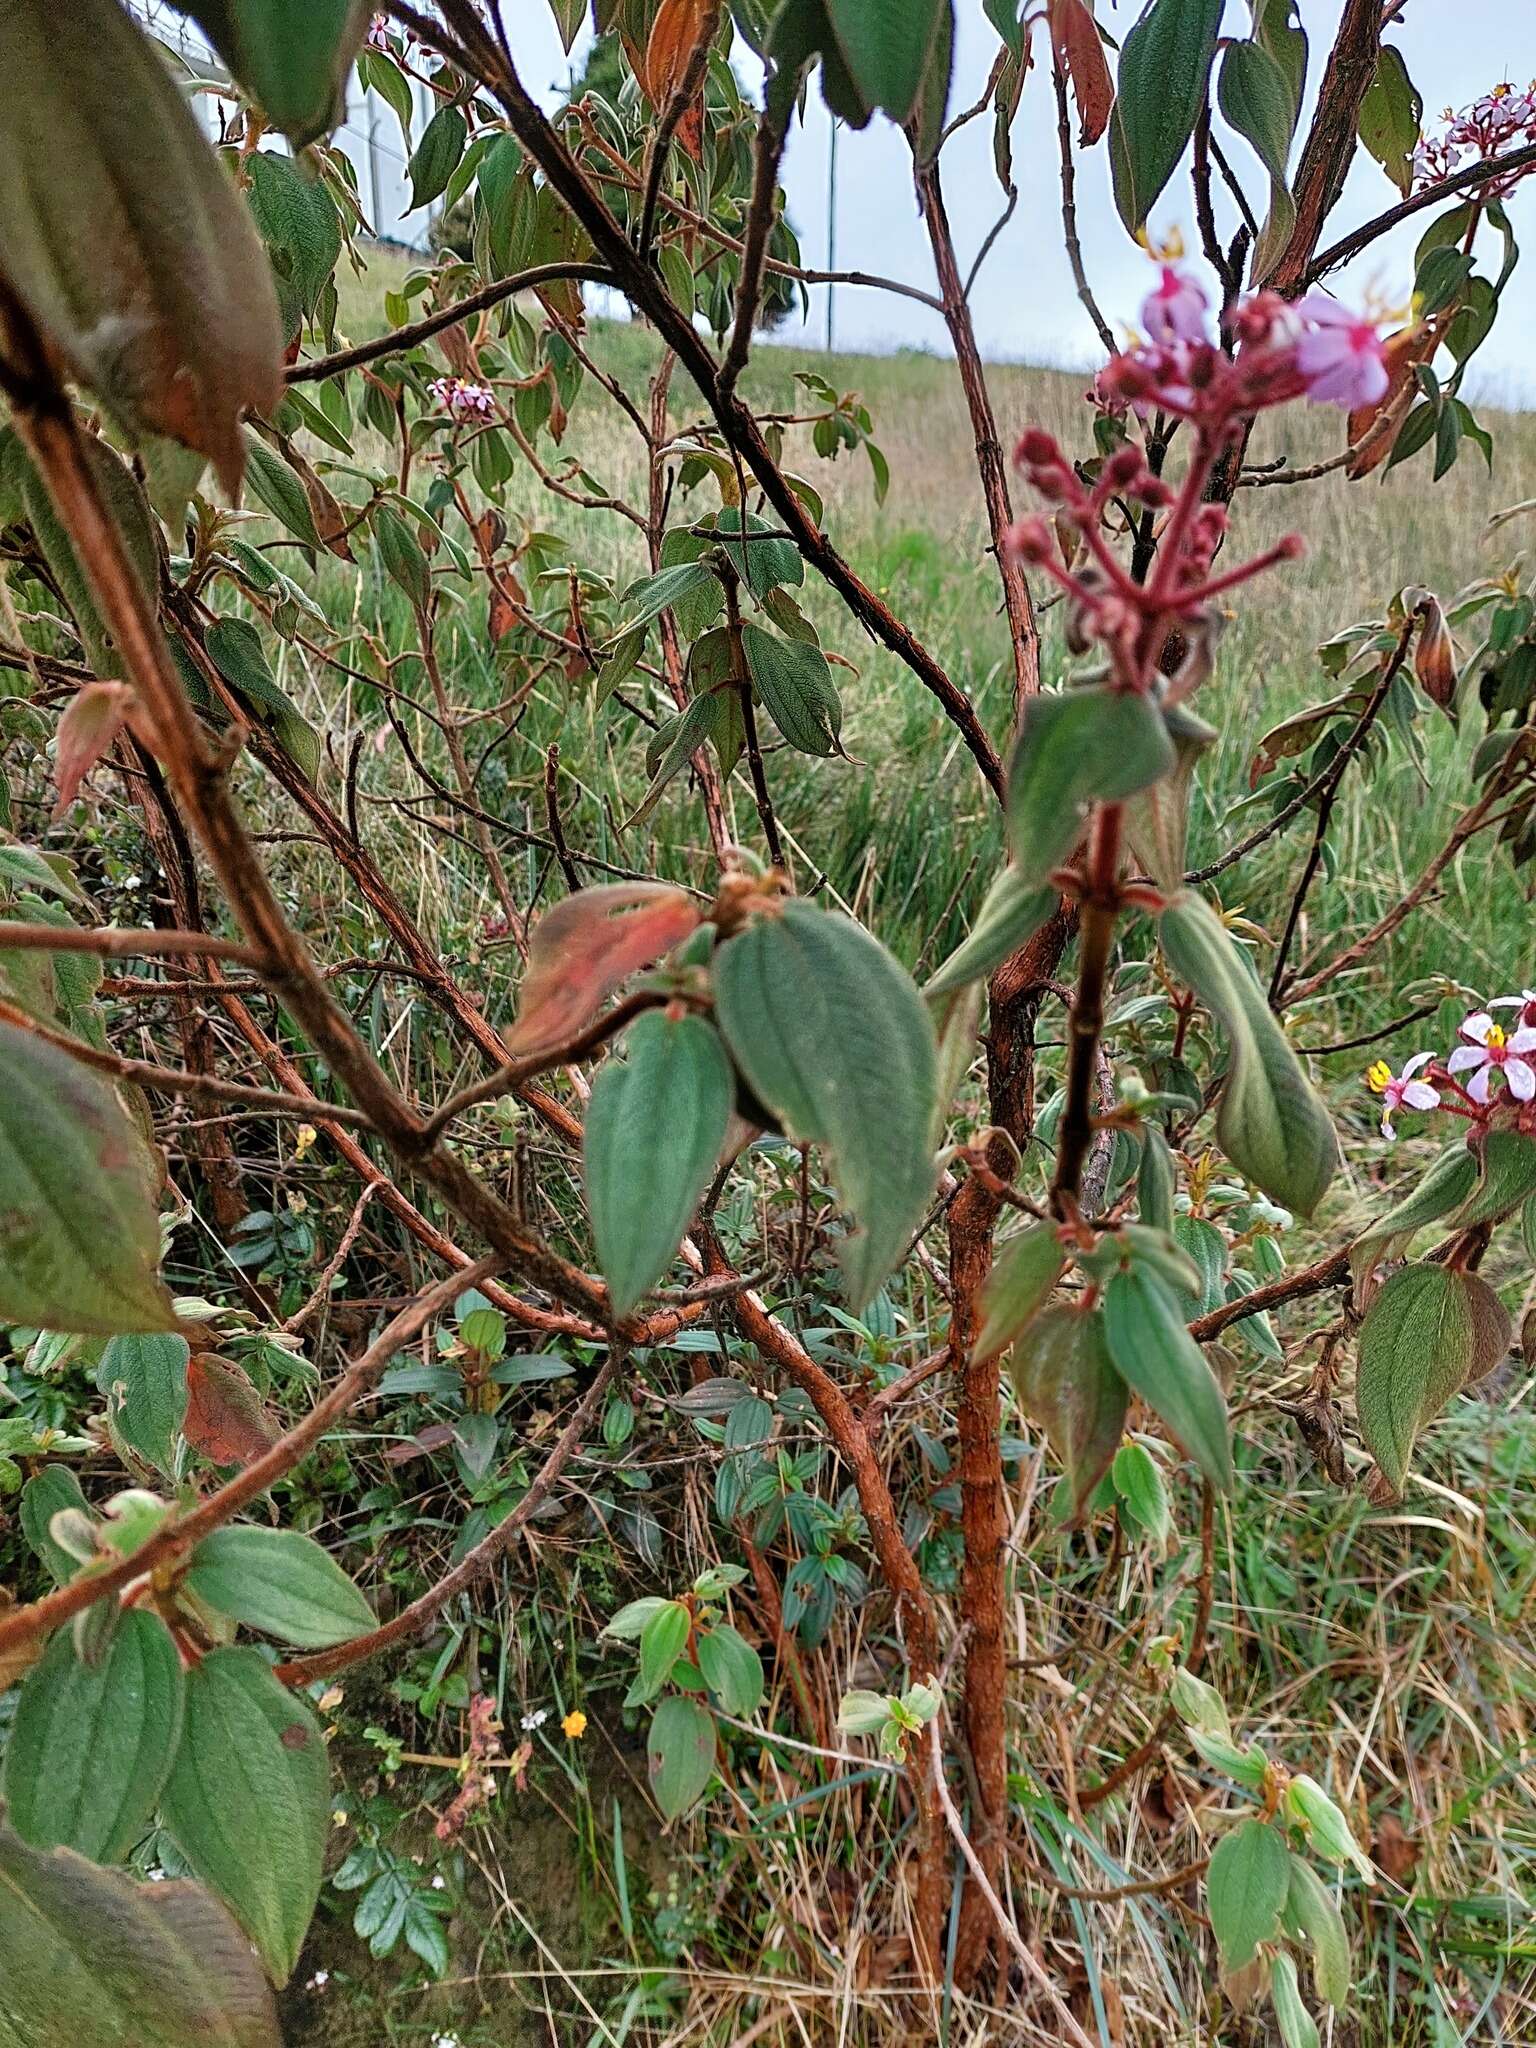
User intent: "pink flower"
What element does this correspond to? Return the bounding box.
[1446,1012,1536,1105]
[1141,266,1210,348]
[1293,295,1389,410]
[1366,1053,1440,1139]
[429,376,496,422]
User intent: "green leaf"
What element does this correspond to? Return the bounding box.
[547,0,587,52]
[1358,44,1421,197]
[3,1611,184,1862]
[1270,1952,1320,2048]
[714,509,804,597]
[1285,1774,1375,1880]
[1102,1265,1234,1492]
[1005,689,1176,888]
[161,1650,328,1985]
[824,0,944,123]
[0,1020,174,1334]
[246,152,342,330]
[1009,1306,1128,1521]
[603,1596,672,1641]
[1284,1852,1351,2009]
[1159,891,1338,1215]
[184,1526,377,1649]
[1355,1263,1475,1492]
[696,1624,764,1716]
[184,0,368,146]
[713,901,938,1310]
[1173,1214,1227,1316]
[20,1464,92,1583]
[1109,0,1226,233]
[372,501,433,612]
[1207,1816,1291,1970]
[1111,1440,1171,1544]
[1349,1138,1478,1291]
[1218,39,1294,180]
[923,868,1056,1000]
[647,1695,717,1819]
[408,104,468,212]
[242,432,322,549]
[908,0,955,166]
[96,1332,190,1474]
[584,1009,734,1318]
[0,0,283,491]
[1445,1127,1536,1230]
[0,1818,281,2046]
[637,1600,693,1700]
[203,617,321,781]
[975,1223,1065,1360]
[616,561,720,637]
[741,622,843,757]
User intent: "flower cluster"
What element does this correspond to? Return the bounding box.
[1098,266,1389,425]
[428,375,497,421]
[1366,996,1536,1138]
[1413,83,1536,197]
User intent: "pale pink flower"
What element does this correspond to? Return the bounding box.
[1366,1052,1440,1139]
[1141,266,1210,348]
[429,376,496,422]
[1446,1012,1536,1104]
[1293,295,1389,409]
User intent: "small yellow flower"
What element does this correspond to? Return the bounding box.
[294,1123,319,1160]
[1366,1061,1392,1095]
[332,1808,349,1829]
[562,1710,587,1740]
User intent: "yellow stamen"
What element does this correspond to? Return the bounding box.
[1366,1061,1392,1094]
[1487,1023,1507,1051]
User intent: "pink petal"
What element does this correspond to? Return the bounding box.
[1508,1026,1536,1054]
[1506,1058,1536,1100]
[1402,1082,1441,1110]
[1402,1051,1436,1078]
[1447,1046,1486,1074]
[1468,1063,1493,1104]
[1461,1012,1496,1046]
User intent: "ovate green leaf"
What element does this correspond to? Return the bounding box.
[647,1695,717,1819]
[824,0,943,123]
[1109,0,1226,232]
[1102,1264,1234,1492]
[923,867,1056,1000]
[1355,1262,1475,1491]
[1283,1852,1351,2009]
[3,1611,184,1863]
[184,1526,377,1649]
[1010,1305,1128,1520]
[974,1222,1065,1360]
[96,1332,190,1474]
[713,901,938,1310]
[1006,688,1176,887]
[160,1648,329,1985]
[696,1624,765,1716]
[1207,1816,1291,1970]
[584,1009,734,1318]
[741,622,844,757]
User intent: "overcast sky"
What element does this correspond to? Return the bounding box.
[507,1,1536,402]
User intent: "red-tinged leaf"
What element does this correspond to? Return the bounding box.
[51,682,135,820]
[183,1353,281,1469]
[642,0,712,104]
[508,884,701,1056]
[1346,324,1436,477]
[488,586,518,643]
[1050,0,1113,145]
